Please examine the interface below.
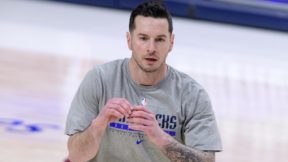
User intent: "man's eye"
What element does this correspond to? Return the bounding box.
[140,37,148,41]
[156,38,165,42]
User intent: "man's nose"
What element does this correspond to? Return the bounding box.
[147,40,156,53]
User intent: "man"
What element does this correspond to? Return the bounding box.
[65,1,222,162]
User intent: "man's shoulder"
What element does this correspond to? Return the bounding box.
[91,58,127,73]
[169,66,204,91]
[97,58,126,68]
[169,66,197,83]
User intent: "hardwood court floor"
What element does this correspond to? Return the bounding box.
[0,48,103,162]
[1,1,288,162]
[0,49,71,162]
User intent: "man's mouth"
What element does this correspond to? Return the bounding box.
[145,58,157,62]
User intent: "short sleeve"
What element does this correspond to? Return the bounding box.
[182,86,222,151]
[65,67,102,135]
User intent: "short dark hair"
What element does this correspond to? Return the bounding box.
[129,1,173,33]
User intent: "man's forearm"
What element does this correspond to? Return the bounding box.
[68,119,107,162]
[162,139,215,162]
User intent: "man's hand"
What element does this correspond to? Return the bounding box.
[127,105,169,145]
[96,98,133,125]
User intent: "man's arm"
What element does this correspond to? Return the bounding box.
[67,98,132,162]
[128,106,215,162]
[162,137,215,162]
[67,117,107,162]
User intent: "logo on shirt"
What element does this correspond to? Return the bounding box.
[140,97,147,106]
[136,139,144,145]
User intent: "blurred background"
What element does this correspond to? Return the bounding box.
[0,0,287,161]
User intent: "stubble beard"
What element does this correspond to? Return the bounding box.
[133,55,164,73]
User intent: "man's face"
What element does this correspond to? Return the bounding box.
[127,16,174,73]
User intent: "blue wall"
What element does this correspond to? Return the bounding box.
[50,0,288,32]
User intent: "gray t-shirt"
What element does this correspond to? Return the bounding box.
[65,58,222,162]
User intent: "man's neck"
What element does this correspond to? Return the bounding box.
[128,59,167,86]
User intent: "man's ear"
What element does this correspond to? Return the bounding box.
[169,33,175,52]
[126,32,132,50]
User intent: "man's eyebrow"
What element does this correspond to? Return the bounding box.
[157,35,167,38]
[137,33,148,37]
[137,33,167,38]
